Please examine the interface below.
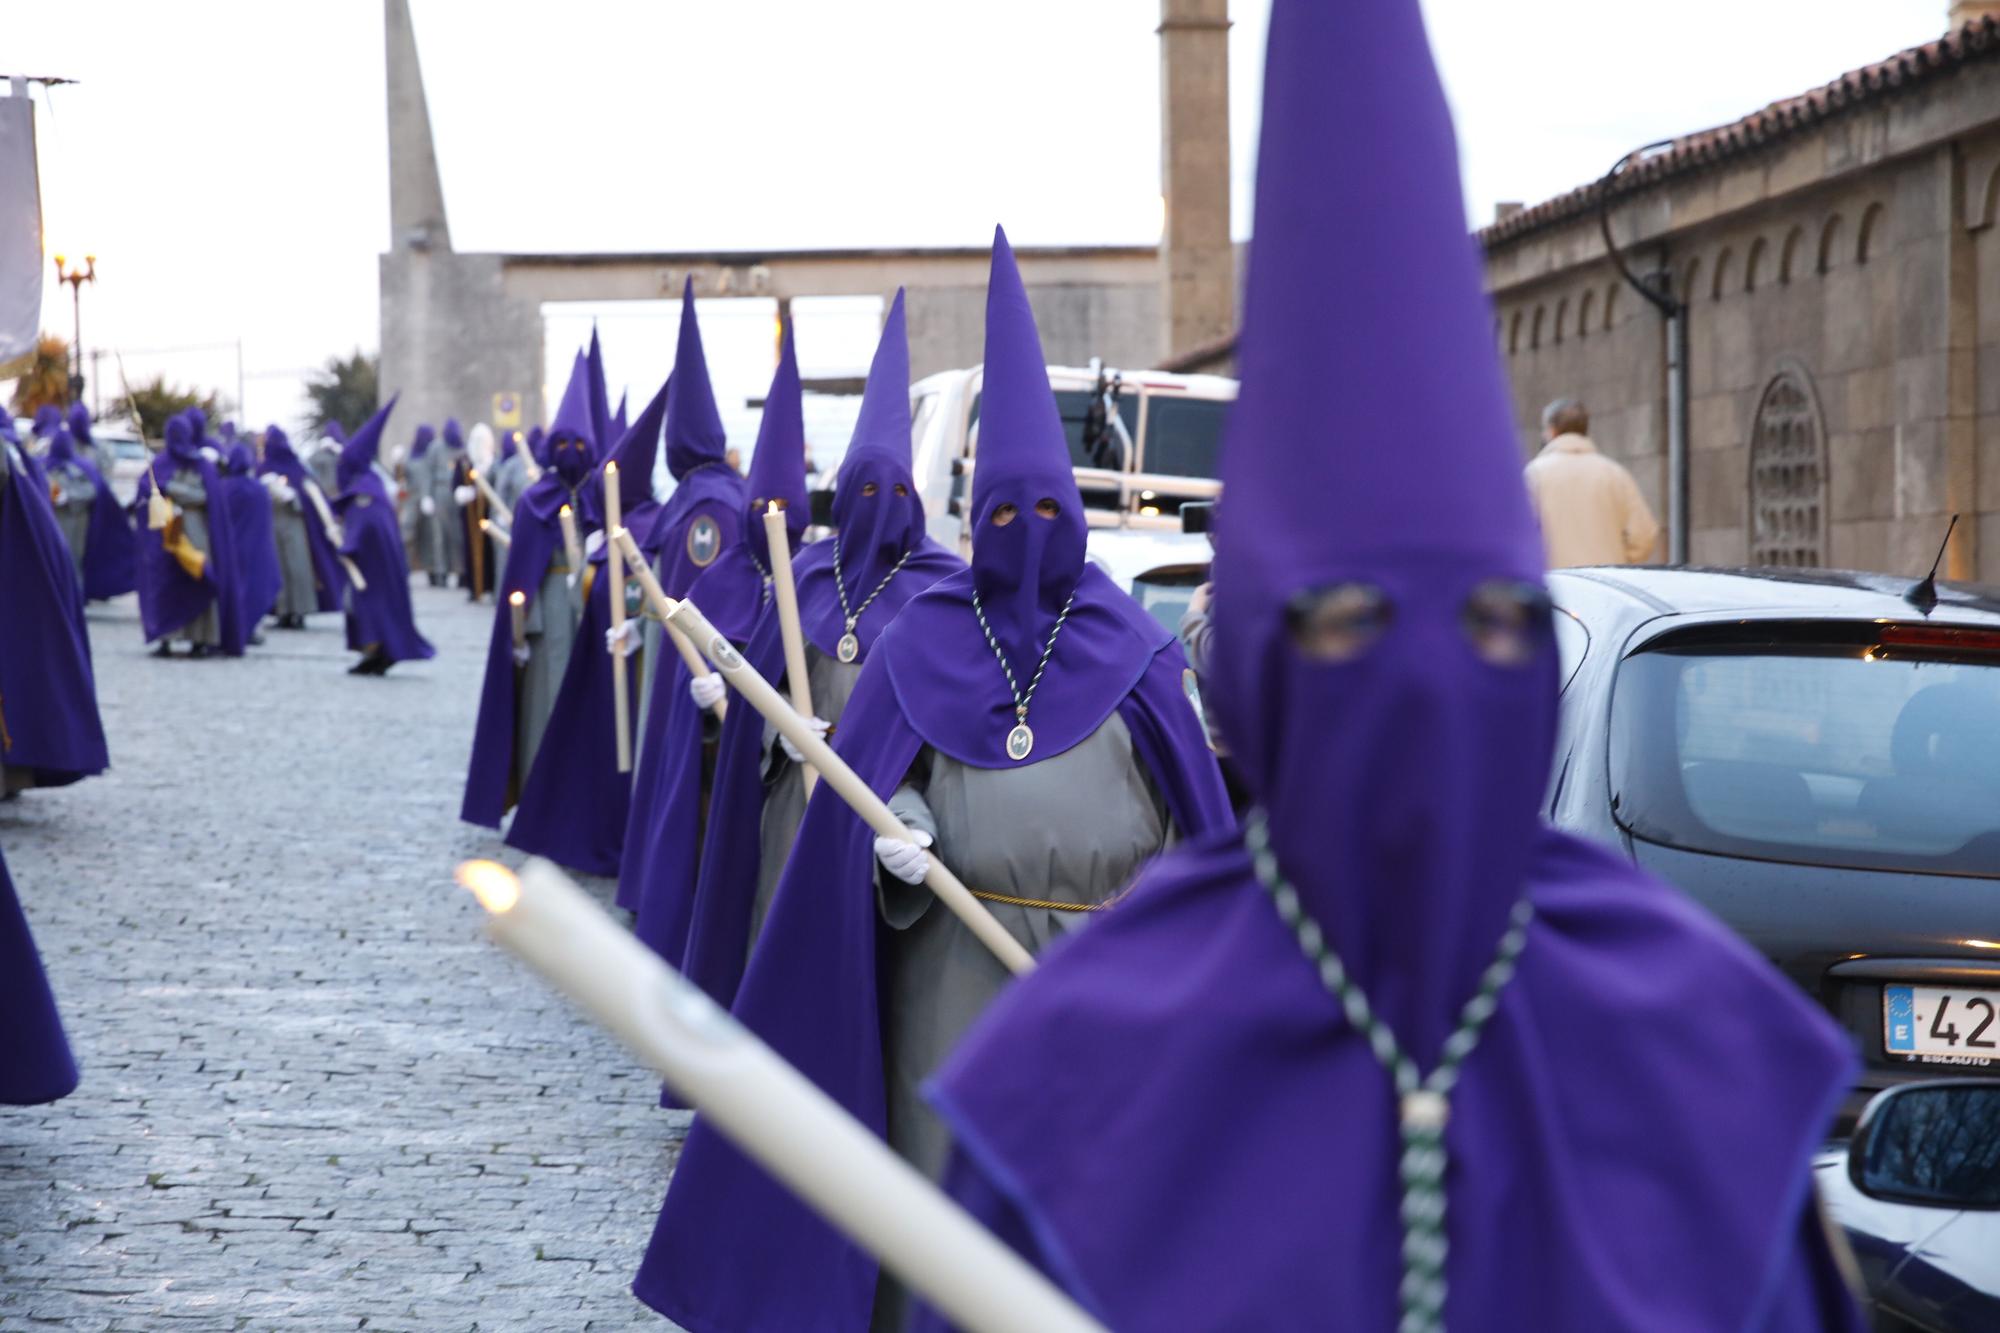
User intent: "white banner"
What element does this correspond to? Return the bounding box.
[0,87,43,378]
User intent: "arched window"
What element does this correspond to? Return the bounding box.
[1603,283,1620,330]
[1857,202,1885,265]
[1712,247,1735,300]
[1748,366,1828,568]
[1744,237,1768,292]
[1680,257,1702,306]
[1508,309,1524,355]
[1817,215,1844,274]
[1554,297,1569,345]
[1530,306,1545,350]
[1981,164,2000,231]
[1577,290,1596,340]
[1778,226,1806,284]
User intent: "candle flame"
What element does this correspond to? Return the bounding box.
[560,504,573,517]
[456,860,522,914]
[604,461,619,476]
[766,500,783,516]
[480,519,494,533]
[509,590,526,607]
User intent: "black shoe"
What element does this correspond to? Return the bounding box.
[248,632,266,646]
[189,644,213,660]
[152,641,174,658]
[349,651,390,676]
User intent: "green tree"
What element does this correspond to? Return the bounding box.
[304,349,378,437]
[121,375,221,442]
[8,334,72,416]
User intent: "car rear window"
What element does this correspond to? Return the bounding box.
[1140,396,1227,480]
[1609,636,2000,878]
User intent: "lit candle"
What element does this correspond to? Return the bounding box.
[455,858,1100,1333]
[763,501,817,796]
[604,466,632,774]
[558,504,583,583]
[509,590,527,654]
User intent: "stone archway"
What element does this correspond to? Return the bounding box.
[1747,365,1829,567]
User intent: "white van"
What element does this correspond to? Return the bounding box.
[904,362,1230,630]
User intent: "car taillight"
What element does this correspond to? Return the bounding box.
[1876,625,2000,655]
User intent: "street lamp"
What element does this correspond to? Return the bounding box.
[52,252,96,404]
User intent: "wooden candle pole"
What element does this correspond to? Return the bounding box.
[763,502,818,796]
[604,464,633,774]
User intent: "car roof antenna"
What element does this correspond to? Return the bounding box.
[1904,513,1958,616]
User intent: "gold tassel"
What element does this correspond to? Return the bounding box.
[161,517,207,580]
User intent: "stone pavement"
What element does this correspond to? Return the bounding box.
[1,585,687,1330]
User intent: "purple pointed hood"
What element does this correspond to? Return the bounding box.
[968,226,1089,684]
[611,389,629,441]
[338,396,399,492]
[261,425,298,469]
[66,404,92,449]
[664,279,728,479]
[32,405,61,438]
[600,375,669,515]
[46,425,78,466]
[163,413,200,466]
[586,325,614,462]
[407,423,435,461]
[497,428,519,462]
[442,418,464,452]
[326,421,348,445]
[743,322,808,566]
[545,349,599,490]
[832,288,926,570]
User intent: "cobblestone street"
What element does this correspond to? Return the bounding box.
[1,585,686,1330]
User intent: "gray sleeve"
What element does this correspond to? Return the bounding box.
[877,763,940,930]
[1178,601,1213,678]
[166,470,208,507]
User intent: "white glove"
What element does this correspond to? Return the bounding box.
[778,716,829,765]
[689,671,726,710]
[453,484,476,506]
[511,643,532,667]
[199,446,221,463]
[605,619,640,658]
[420,495,436,516]
[874,829,933,886]
[584,528,606,559]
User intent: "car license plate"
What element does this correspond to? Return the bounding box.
[1883,985,2000,1064]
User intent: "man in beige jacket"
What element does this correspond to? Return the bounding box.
[1523,398,1661,566]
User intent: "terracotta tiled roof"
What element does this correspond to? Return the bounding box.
[1479,14,2000,251]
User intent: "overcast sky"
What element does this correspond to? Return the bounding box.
[6,0,1950,444]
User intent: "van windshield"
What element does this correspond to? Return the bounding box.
[1609,642,2000,878]
[1141,396,1229,479]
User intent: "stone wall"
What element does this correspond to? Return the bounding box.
[378,250,545,465]
[1486,54,2000,582]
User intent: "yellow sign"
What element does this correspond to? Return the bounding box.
[491,391,523,429]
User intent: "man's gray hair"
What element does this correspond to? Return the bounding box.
[1541,398,1589,437]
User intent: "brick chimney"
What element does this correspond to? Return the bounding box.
[1949,1,2000,27]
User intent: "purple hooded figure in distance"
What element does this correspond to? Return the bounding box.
[461,352,601,827]
[218,440,283,628]
[257,425,345,623]
[133,410,250,657]
[0,845,79,1105]
[334,397,434,675]
[44,421,136,601]
[630,229,1233,1333]
[0,420,108,793]
[625,320,812,961]
[671,290,965,1017]
[906,5,1865,1332]
[613,284,747,912]
[503,366,672,875]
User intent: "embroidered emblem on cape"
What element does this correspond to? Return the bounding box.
[687,515,721,567]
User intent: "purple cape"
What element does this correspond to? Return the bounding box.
[630,622,1232,1331]
[47,428,136,600]
[677,535,964,1011]
[917,3,1862,1330]
[258,429,345,613]
[132,427,250,655]
[0,439,109,785]
[220,447,283,623]
[336,473,434,664]
[502,373,673,874]
[0,845,79,1105]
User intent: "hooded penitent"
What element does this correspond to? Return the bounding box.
[625,323,811,954]
[134,412,249,654]
[407,423,434,462]
[673,288,966,1013]
[504,370,671,875]
[46,423,137,600]
[630,230,1233,1332]
[0,425,109,788]
[912,5,1864,1332]
[334,397,434,666]
[219,441,283,624]
[461,354,601,829]
[259,425,345,614]
[611,388,628,443]
[587,326,614,461]
[0,845,79,1105]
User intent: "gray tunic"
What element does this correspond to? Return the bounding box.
[434,446,468,578]
[516,559,584,791]
[48,461,96,586]
[307,443,340,497]
[268,480,320,618]
[492,453,529,514]
[404,447,447,577]
[867,713,1172,1331]
[164,466,220,647]
[749,648,865,948]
